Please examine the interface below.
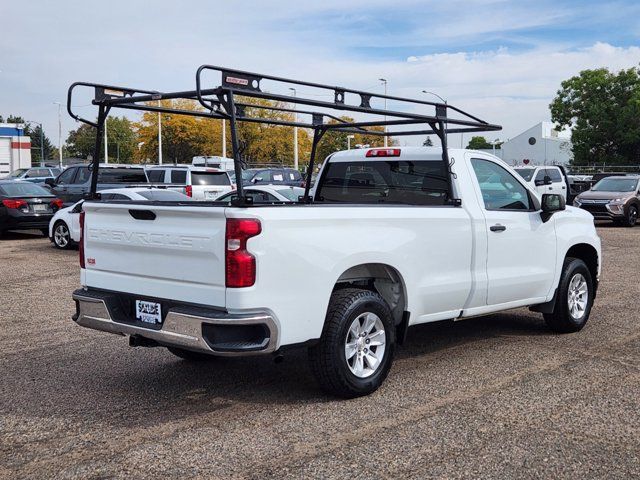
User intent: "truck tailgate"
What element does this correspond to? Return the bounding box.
[82,202,226,307]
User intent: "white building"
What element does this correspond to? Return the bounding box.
[0,123,31,176]
[497,122,572,166]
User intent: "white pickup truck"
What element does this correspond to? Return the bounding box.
[72,147,601,397]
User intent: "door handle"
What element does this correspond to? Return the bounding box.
[490,224,506,232]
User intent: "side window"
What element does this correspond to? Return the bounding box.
[470,158,532,211]
[56,168,77,185]
[171,170,187,184]
[253,170,270,183]
[147,170,165,182]
[74,167,92,184]
[271,170,285,183]
[547,168,562,183]
[111,193,130,200]
[534,169,546,182]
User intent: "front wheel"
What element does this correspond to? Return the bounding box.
[309,288,396,398]
[623,205,638,227]
[544,257,594,333]
[52,221,71,249]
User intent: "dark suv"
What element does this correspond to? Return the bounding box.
[45,164,148,205]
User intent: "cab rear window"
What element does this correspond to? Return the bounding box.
[316,161,449,205]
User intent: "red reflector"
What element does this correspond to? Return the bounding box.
[366,148,401,157]
[2,199,27,209]
[79,211,86,269]
[50,198,64,210]
[225,218,261,288]
[185,185,192,197]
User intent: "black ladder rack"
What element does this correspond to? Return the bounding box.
[67,65,502,206]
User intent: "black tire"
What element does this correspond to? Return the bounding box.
[40,228,49,237]
[544,257,594,333]
[167,346,217,361]
[52,221,72,249]
[623,204,638,227]
[309,288,396,398]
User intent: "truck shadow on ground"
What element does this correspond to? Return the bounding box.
[2,310,553,429]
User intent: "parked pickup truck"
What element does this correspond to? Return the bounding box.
[72,147,601,397]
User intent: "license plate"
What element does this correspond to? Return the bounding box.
[135,300,162,325]
[33,204,47,212]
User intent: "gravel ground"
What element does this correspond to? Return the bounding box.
[0,225,639,479]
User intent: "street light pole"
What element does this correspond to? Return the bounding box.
[53,102,63,168]
[157,100,162,164]
[422,90,448,145]
[104,117,108,163]
[379,78,388,147]
[289,88,298,170]
[222,119,226,157]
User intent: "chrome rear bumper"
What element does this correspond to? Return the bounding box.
[72,289,279,356]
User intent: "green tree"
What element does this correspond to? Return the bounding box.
[30,125,54,162]
[466,136,493,150]
[66,116,138,162]
[550,66,640,165]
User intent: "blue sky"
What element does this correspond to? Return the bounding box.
[1,0,639,147]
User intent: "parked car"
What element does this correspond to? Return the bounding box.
[146,165,234,200]
[49,187,191,249]
[0,180,62,237]
[238,168,305,187]
[45,164,150,205]
[573,175,640,227]
[73,146,601,397]
[215,185,304,204]
[513,165,568,200]
[5,167,62,184]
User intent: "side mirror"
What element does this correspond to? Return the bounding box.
[544,176,552,185]
[252,178,261,183]
[71,201,84,213]
[541,193,565,222]
[44,178,55,187]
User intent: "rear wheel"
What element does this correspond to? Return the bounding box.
[52,221,71,249]
[309,288,395,398]
[544,257,594,333]
[624,205,638,227]
[167,346,217,361]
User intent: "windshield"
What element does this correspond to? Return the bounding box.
[7,169,28,178]
[275,187,304,201]
[591,177,639,192]
[191,172,231,186]
[0,182,52,197]
[514,168,535,181]
[137,190,192,201]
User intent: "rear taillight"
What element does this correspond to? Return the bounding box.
[50,198,64,210]
[366,148,401,157]
[185,185,192,197]
[79,211,86,269]
[2,199,27,209]
[225,218,261,288]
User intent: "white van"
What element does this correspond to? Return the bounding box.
[192,156,235,171]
